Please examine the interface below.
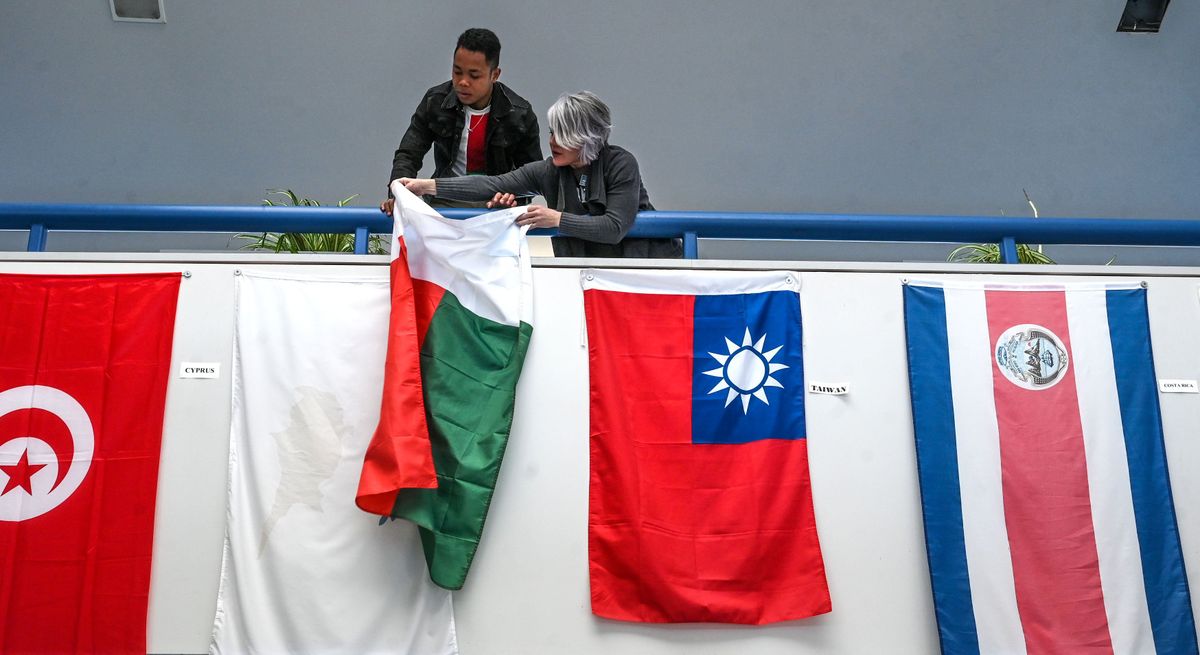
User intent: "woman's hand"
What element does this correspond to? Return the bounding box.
[398,178,436,196]
[382,178,438,213]
[487,192,518,209]
[515,205,562,229]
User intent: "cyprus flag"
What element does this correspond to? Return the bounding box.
[210,271,457,655]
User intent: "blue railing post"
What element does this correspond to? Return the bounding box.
[27,224,48,252]
[683,231,698,259]
[354,226,370,255]
[999,237,1019,264]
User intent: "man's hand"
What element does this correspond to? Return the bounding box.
[379,198,394,215]
[487,192,518,209]
[515,205,562,229]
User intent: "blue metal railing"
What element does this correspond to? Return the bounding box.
[5,202,1200,262]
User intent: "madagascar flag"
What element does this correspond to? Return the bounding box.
[0,273,180,654]
[356,183,533,590]
[583,269,830,625]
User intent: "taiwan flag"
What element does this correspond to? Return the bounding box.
[583,269,830,625]
[904,281,1197,655]
[0,273,181,654]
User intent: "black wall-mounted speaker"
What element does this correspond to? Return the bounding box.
[1117,0,1170,32]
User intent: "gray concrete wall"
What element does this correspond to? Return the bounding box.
[2,1,1197,222]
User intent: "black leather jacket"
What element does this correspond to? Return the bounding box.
[389,81,543,187]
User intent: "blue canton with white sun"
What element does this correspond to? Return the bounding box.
[691,291,805,444]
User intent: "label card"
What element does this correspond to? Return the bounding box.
[1158,379,1198,394]
[808,382,848,395]
[180,362,220,379]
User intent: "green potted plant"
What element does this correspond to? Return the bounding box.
[948,190,1055,264]
[237,189,387,254]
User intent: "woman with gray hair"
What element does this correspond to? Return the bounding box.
[397,91,682,258]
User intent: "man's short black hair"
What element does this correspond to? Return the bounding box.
[455,28,501,68]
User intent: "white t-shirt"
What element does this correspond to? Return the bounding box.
[452,105,492,176]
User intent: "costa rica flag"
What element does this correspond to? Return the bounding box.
[583,269,830,625]
[904,281,1197,655]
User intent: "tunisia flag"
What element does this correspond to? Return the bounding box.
[0,273,181,654]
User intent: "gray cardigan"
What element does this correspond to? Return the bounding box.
[435,145,682,258]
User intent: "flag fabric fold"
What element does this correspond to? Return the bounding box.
[582,269,830,625]
[0,273,181,654]
[210,271,457,655]
[355,183,534,590]
[904,281,1197,655]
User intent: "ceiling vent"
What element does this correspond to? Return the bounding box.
[110,0,165,23]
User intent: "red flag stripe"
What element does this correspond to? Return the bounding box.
[355,241,437,516]
[985,290,1113,654]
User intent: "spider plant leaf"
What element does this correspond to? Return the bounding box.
[257,190,364,253]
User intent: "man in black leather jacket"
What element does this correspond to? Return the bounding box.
[383,28,542,210]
